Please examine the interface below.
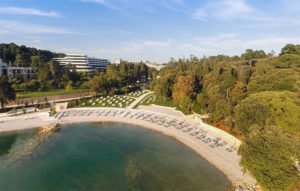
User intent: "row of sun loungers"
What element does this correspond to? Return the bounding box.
[55,108,238,152]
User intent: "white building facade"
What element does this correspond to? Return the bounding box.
[113,59,166,70]
[144,61,167,71]
[54,54,110,73]
[0,59,35,80]
[0,58,5,77]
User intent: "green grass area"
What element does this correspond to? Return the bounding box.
[77,95,135,108]
[17,88,90,99]
[127,90,147,98]
[139,93,190,114]
[139,94,175,107]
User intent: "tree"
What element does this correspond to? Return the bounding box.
[139,63,149,82]
[152,69,175,100]
[121,86,130,94]
[173,73,198,112]
[49,61,63,82]
[213,99,232,121]
[30,55,46,69]
[0,76,16,109]
[15,53,24,67]
[19,83,28,93]
[89,73,108,95]
[65,81,73,93]
[153,77,173,100]
[239,125,300,191]
[119,62,128,82]
[252,59,274,76]
[274,54,300,68]
[247,69,300,94]
[281,44,300,55]
[37,64,51,85]
[205,85,224,114]
[0,43,58,66]
[234,91,300,135]
[241,49,267,60]
[196,93,209,112]
[229,81,246,105]
[106,64,118,81]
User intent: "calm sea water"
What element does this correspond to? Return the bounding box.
[0,123,230,191]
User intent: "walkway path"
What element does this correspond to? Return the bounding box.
[126,91,153,109]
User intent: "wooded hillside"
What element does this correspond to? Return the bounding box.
[0,43,63,66]
[151,44,300,191]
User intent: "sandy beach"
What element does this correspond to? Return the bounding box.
[0,107,256,188]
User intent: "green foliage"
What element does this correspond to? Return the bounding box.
[229,81,247,105]
[234,95,270,134]
[281,44,300,55]
[274,54,300,68]
[234,91,300,135]
[148,44,300,189]
[247,69,300,94]
[151,69,175,99]
[239,125,300,191]
[17,88,89,98]
[172,73,198,112]
[213,99,232,122]
[65,82,73,93]
[89,62,151,95]
[0,43,85,91]
[90,73,108,94]
[253,58,275,76]
[241,49,267,60]
[139,93,189,114]
[0,76,16,109]
[0,43,60,66]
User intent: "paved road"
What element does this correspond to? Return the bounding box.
[126,91,153,109]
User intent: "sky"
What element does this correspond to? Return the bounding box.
[0,0,299,63]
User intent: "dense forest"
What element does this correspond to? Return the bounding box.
[151,44,300,191]
[0,43,79,91]
[89,61,156,95]
[0,43,63,66]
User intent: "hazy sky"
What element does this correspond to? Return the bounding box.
[0,0,299,63]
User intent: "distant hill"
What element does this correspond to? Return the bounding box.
[0,43,64,67]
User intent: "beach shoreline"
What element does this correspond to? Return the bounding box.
[0,107,256,189]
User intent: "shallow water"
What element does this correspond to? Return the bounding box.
[0,123,230,191]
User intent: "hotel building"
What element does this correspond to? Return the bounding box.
[53,54,110,73]
[0,59,35,80]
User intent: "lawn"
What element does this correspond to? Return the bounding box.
[140,94,177,107]
[139,93,190,114]
[127,90,148,98]
[17,88,90,98]
[77,95,135,108]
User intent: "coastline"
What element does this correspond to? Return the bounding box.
[0,107,256,189]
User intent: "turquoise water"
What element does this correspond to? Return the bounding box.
[0,123,230,191]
